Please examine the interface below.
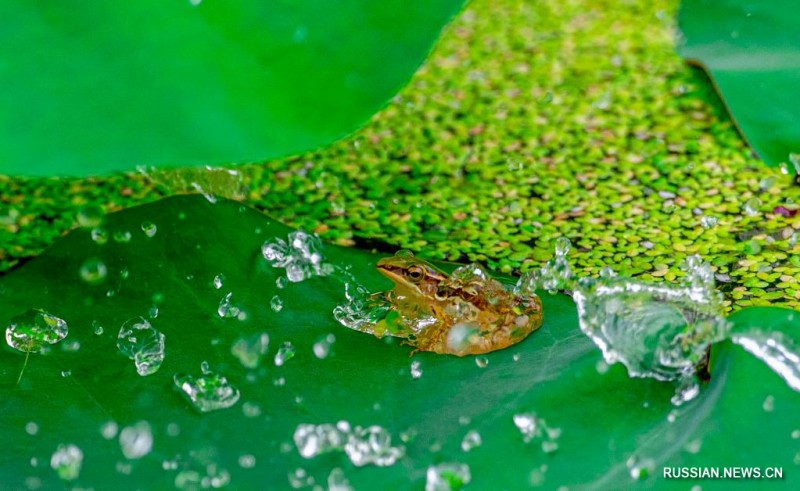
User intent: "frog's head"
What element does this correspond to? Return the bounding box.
[376,250,446,298]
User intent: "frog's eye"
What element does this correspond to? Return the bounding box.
[406,266,424,283]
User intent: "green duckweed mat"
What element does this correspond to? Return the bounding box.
[1,0,799,311]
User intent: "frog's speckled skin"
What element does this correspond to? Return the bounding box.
[373,252,543,356]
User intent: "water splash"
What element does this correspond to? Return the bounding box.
[117,317,166,376]
[174,363,240,412]
[731,328,800,391]
[426,462,471,491]
[262,231,334,282]
[518,240,728,403]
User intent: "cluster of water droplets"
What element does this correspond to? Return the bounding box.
[262,231,334,283]
[117,317,166,376]
[50,444,83,481]
[293,422,405,467]
[174,362,240,412]
[512,413,561,453]
[426,462,472,491]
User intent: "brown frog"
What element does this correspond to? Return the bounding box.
[372,251,543,356]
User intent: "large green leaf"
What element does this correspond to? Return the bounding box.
[1,196,798,489]
[0,0,463,177]
[678,0,800,168]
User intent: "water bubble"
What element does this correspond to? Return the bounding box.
[113,230,132,243]
[312,333,336,359]
[217,292,241,318]
[119,421,153,459]
[231,333,270,369]
[238,454,256,469]
[270,295,283,312]
[141,221,157,237]
[700,216,718,229]
[25,422,39,436]
[460,430,482,452]
[425,462,471,491]
[5,308,68,353]
[93,321,104,336]
[101,421,118,440]
[743,197,761,216]
[77,205,104,228]
[327,468,353,491]
[475,356,489,368]
[116,317,166,376]
[91,227,109,245]
[174,364,240,412]
[50,444,83,481]
[274,342,296,366]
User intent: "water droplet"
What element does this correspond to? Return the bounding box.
[513,353,521,362]
[242,402,262,418]
[101,421,118,440]
[61,339,80,352]
[5,308,68,353]
[25,422,39,436]
[231,333,270,369]
[112,230,132,243]
[77,205,104,228]
[460,430,482,452]
[596,360,610,374]
[627,456,656,480]
[213,274,224,290]
[763,395,775,412]
[116,317,166,376]
[312,333,336,359]
[700,215,718,229]
[327,467,353,491]
[141,221,157,237]
[119,421,153,459]
[743,197,761,217]
[217,292,241,318]
[410,360,423,379]
[684,438,702,454]
[475,356,489,368]
[276,276,287,289]
[344,425,405,467]
[270,295,283,312]
[425,462,471,491]
[273,376,286,386]
[288,467,314,489]
[274,342,296,366]
[554,237,571,257]
[92,321,104,336]
[174,364,240,412]
[50,444,83,481]
[60,369,71,377]
[148,305,159,319]
[513,413,539,443]
[759,176,776,190]
[238,454,256,469]
[91,227,108,245]
[294,423,349,458]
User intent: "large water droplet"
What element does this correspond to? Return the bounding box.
[174,364,240,412]
[231,333,270,369]
[79,257,108,285]
[141,221,157,238]
[270,295,283,312]
[50,444,83,481]
[743,197,761,217]
[77,205,104,228]
[274,342,296,366]
[116,317,166,376]
[425,462,471,491]
[475,356,489,368]
[5,308,68,353]
[91,227,109,245]
[119,421,153,459]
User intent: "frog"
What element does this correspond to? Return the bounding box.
[370,250,543,356]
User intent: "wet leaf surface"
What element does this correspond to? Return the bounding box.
[0,195,798,489]
[0,0,463,176]
[678,0,800,168]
